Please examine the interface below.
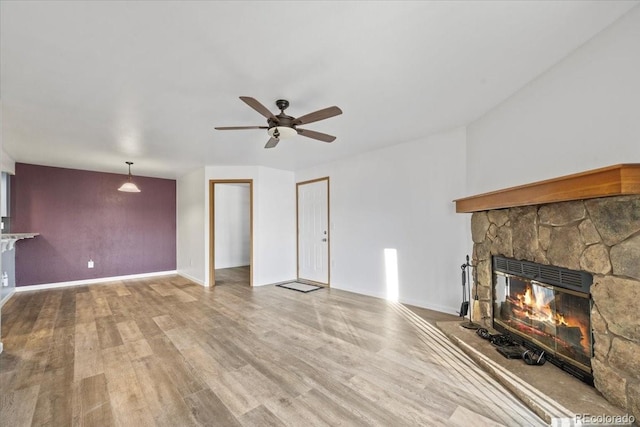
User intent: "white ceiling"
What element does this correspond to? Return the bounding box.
[1,1,637,179]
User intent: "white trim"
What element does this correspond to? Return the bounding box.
[1,289,15,307]
[257,278,298,287]
[177,271,206,287]
[15,270,177,292]
[329,284,459,316]
[399,296,459,317]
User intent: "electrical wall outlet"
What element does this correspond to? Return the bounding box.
[88,259,94,269]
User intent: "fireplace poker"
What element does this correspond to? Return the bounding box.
[460,255,480,330]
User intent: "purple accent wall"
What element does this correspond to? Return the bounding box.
[11,163,176,286]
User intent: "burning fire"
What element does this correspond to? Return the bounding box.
[517,286,556,324]
[556,313,569,326]
[513,284,588,352]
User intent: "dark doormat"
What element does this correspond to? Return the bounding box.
[276,282,323,293]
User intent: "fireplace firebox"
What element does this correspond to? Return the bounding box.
[492,256,594,385]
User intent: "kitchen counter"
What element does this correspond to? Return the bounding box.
[1,233,39,252]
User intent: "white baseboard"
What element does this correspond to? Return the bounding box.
[254,278,298,287]
[328,283,459,316]
[399,296,459,316]
[176,271,206,287]
[15,270,178,292]
[1,290,15,307]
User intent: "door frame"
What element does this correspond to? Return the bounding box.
[296,176,330,287]
[209,179,254,287]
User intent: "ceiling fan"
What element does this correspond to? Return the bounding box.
[215,97,343,149]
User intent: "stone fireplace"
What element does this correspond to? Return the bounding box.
[455,164,640,421]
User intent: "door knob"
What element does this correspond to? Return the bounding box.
[322,238,327,242]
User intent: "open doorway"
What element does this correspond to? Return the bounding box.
[209,180,253,287]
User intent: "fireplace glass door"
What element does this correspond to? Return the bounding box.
[494,273,592,371]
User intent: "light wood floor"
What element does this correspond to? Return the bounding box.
[214,266,250,287]
[0,274,545,426]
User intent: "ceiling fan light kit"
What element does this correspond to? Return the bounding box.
[268,126,297,140]
[215,97,342,149]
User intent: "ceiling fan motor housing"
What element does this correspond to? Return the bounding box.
[268,101,297,137]
[268,115,295,129]
[275,99,290,111]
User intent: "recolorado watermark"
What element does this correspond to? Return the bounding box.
[551,413,636,426]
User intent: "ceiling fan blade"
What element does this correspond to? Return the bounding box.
[239,96,278,122]
[215,126,268,130]
[297,128,336,143]
[264,137,279,149]
[293,106,342,125]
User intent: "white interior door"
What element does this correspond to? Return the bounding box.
[298,179,329,285]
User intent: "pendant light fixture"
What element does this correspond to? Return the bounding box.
[118,161,141,192]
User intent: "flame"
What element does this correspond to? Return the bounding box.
[515,285,555,322]
[555,313,568,326]
[523,288,532,306]
[517,286,551,320]
[511,284,589,354]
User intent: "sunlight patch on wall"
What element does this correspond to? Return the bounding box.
[384,248,399,302]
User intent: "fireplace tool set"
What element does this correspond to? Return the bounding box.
[459,255,480,330]
[458,255,547,365]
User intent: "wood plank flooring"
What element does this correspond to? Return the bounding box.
[1,269,545,426]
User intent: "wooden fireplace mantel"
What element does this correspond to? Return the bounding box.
[454,164,640,213]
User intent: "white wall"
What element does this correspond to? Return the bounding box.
[0,128,9,350]
[296,128,470,314]
[1,148,15,175]
[254,166,297,286]
[1,247,16,304]
[214,183,250,269]
[467,5,640,195]
[1,172,8,218]
[176,167,206,285]
[204,166,296,286]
